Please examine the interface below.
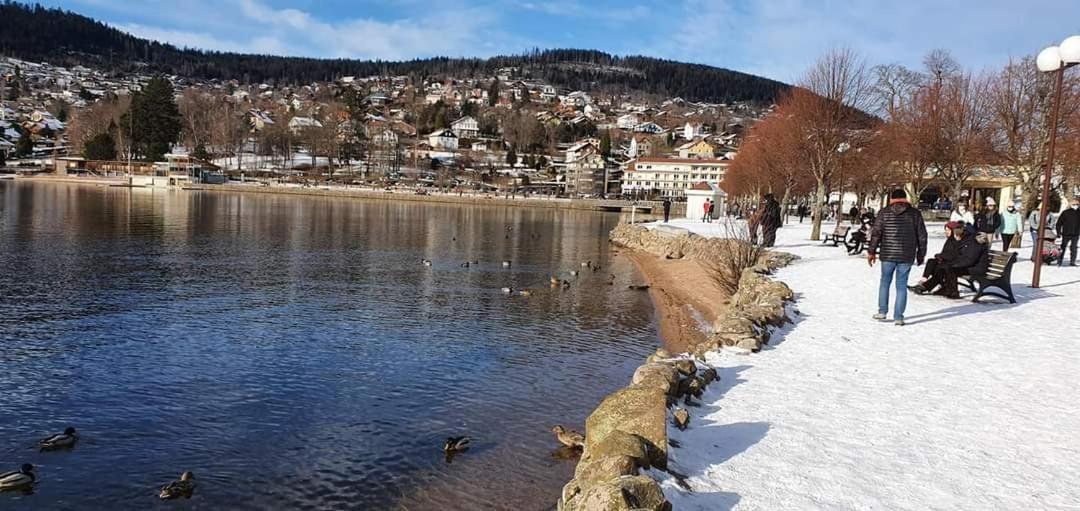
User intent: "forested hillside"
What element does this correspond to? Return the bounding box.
[0,1,788,103]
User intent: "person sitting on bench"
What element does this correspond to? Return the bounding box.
[911,224,985,298]
[910,221,963,291]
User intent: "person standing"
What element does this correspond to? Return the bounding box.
[1029,205,1058,261]
[1000,204,1023,251]
[662,198,672,223]
[702,199,711,223]
[797,203,807,223]
[707,199,716,223]
[950,203,975,226]
[760,193,783,247]
[974,200,1003,244]
[867,189,928,326]
[1056,197,1080,266]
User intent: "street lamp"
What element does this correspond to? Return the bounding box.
[1032,35,1080,288]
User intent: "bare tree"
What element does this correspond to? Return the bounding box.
[178,89,216,154]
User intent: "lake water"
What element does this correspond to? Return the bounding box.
[0,181,659,510]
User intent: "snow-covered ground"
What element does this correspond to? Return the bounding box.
[654,219,1080,510]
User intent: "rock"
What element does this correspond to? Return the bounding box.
[584,428,649,466]
[574,454,638,487]
[672,408,689,430]
[644,348,672,364]
[700,367,718,386]
[565,475,671,511]
[736,337,763,351]
[585,386,668,468]
[673,359,696,376]
[631,363,679,396]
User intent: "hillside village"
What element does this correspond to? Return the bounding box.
[0,55,770,199]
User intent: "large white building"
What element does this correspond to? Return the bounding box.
[621,157,729,198]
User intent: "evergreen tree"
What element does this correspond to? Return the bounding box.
[15,131,33,157]
[535,155,547,170]
[600,131,611,157]
[83,132,117,160]
[505,146,517,167]
[120,75,181,161]
[0,149,6,167]
[191,143,209,161]
[487,79,499,107]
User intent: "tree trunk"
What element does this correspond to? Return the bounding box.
[810,179,826,240]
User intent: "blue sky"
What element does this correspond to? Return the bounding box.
[41,0,1080,82]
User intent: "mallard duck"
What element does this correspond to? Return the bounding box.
[569,270,579,276]
[592,265,601,272]
[518,290,532,297]
[444,436,471,453]
[39,426,78,451]
[551,425,585,449]
[700,367,718,386]
[502,261,512,267]
[561,280,571,289]
[422,259,433,266]
[461,262,470,268]
[673,408,690,431]
[550,276,560,285]
[580,261,591,268]
[501,287,514,294]
[0,464,35,491]
[159,471,195,500]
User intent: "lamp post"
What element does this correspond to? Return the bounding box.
[1032,36,1080,288]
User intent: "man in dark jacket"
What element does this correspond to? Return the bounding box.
[1056,197,1080,266]
[662,198,672,223]
[868,189,928,326]
[975,202,1003,239]
[760,193,783,247]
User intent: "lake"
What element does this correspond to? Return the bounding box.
[0,181,659,510]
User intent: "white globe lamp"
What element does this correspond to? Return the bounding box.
[1037,46,1062,72]
[1059,35,1080,64]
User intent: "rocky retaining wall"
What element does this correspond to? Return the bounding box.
[553,224,798,511]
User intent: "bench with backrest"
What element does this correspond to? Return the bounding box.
[960,250,1018,304]
[822,225,851,247]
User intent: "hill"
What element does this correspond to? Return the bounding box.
[0,1,788,103]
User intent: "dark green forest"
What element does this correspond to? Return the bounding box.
[0,1,789,103]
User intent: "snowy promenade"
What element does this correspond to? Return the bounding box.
[658,219,1080,511]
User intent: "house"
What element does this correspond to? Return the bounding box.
[616,113,640,130]
[565,139,599,163]
[684,122,707,140]
[567,151,609,197]
[248,109,274,131]
[366,91,391,106]
[677,139,716,159]
[371,129,399,147]
[427,129,459,151]
[450,116,479,139]
[620,157,729,198]
[288,116,322,134]
[633,122,664,134]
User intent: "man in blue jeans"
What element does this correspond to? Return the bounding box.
[867,189,928,326]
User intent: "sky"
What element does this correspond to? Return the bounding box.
[38,0,1080,83]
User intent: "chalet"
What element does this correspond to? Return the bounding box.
[683,122,707,140]
[288,116,322,134]
[427,129,459,151]
[565,139,600,163]
[248,109,274,131]
[633,122,664,134]
[616,113,640,130]
[450,116,479,139]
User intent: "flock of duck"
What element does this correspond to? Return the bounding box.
[420,255,652,298]
[0,428,193,500]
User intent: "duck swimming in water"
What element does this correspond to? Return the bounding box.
[501,287,514,294]
[421,259,433,266]
[0,464,35,492]
[159,471,196,500]
[444,436,471,453]
[39,426,78,451]
[502,261,512,267]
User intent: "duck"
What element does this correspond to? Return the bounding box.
[501,287,514,294]
[628,284,650,291]
[518,290,533,297]
[550,276,560,286]
[569,270,579,277]
[607,274,616,286]
[502,261,512,267]
[421,259,433,266]
[444,436,471,453]
[561,280,571,289]
[551,425,585,449]
[461,262,470,268]
[0,464,35,492]
[673,408,690,431]
[580,261,591,268]
[159,471,196,500]
[39,426,78,451]
[592,265,602,272]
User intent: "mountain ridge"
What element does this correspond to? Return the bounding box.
[0,1,788,103]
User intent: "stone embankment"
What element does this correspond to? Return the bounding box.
[554,224,797,511]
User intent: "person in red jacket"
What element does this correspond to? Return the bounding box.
[702,199,712,223]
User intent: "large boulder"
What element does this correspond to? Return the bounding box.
[574,453,639,488]
[631,363,679,396]
[585,386,668,467]
[673,359,697,377]
[564,475,671,511]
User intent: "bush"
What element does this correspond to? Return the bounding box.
[701,220,765,295]
[83,132,117,160]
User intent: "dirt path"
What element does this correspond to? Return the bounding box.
[625,251,729,353]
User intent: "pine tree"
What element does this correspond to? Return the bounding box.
[505,146,517,167]
[600,131,611,157]
[121,76,181,161]
[487,79,499,107]
[83,132,117,160]
[15,131,33,157]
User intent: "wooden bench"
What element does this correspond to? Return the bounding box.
[822,225,851,247]
[960,250,1018,304]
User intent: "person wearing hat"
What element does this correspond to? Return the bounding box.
[910,221,963,293]
[950,202,975,226]
[975,198,1003,243]
[868,189,928,326]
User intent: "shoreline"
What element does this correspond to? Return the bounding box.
[11,175,680,215]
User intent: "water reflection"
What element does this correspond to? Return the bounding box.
[0,182,658,510]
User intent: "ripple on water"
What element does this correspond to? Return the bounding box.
[0,181,658,510]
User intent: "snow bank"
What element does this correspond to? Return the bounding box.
[656,219,1080,510]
